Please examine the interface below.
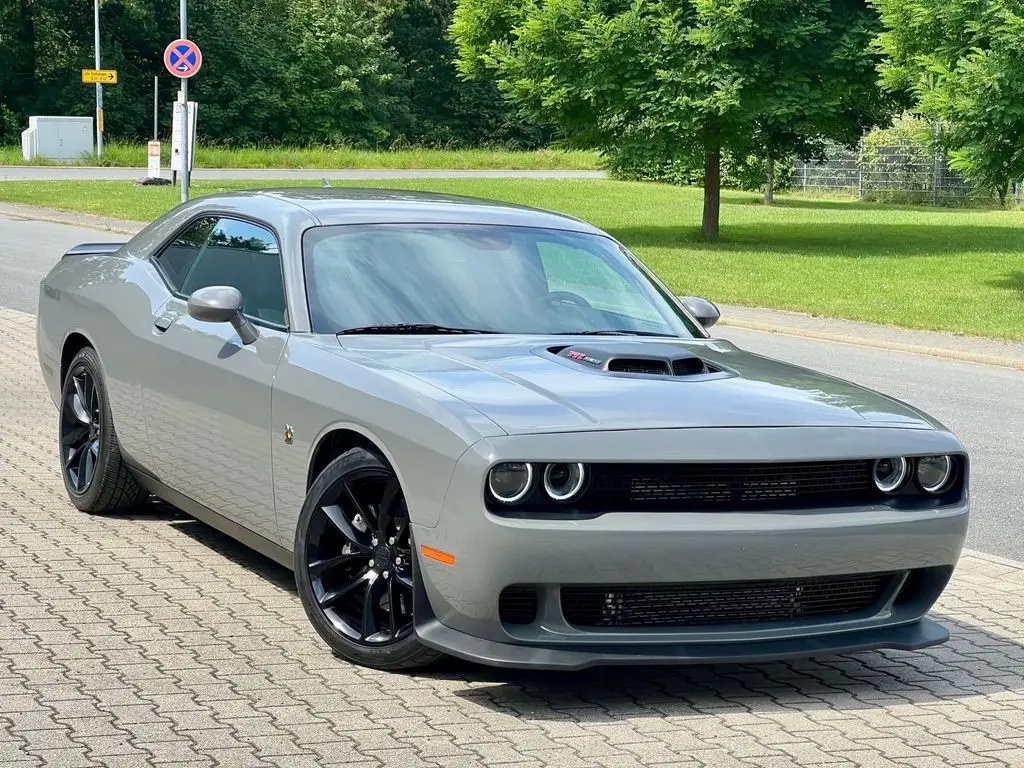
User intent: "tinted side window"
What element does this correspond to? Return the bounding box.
[153,216,217,289]
[179,218,287,326]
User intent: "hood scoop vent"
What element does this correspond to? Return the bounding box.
[550,342,726,379]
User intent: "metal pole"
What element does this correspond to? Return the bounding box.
[179,0,190,203]
[153,76,158,140]
[94,0,103,160]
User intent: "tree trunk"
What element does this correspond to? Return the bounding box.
[702,142,721,241]
[764,156,775,205]
[997,181,1009,209]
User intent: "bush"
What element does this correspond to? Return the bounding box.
[607,145,795,193]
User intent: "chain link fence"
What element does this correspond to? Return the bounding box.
[792,126,1022,207]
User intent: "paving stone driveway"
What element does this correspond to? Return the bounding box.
[3,307,1024,768]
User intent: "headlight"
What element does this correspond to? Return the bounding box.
[543,463,587,502]
[873,457,909,493]
[917,455,953,494]
[488,462,534,504]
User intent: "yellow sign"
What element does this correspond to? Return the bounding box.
[82,69,118,84]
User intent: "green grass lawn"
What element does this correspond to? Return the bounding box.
[1,178,1022,340]
[0,142,602,170]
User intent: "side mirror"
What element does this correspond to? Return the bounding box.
[187,285,260,345]
[681,296,721,329]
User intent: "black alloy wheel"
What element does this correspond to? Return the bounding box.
[295,448,441,670]
[57,347,149,513]
[60,367,101,493]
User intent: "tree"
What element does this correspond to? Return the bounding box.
[873,0,1024,207]
[452,0,897,239]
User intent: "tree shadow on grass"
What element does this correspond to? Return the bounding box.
[987,271,1024,297]
[609,223,1024,258]
[737,197,1003,213]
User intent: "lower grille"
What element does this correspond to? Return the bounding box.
[561,572,897,628]
[499,585,538,625]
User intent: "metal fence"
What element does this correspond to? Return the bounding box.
[792,140,990,205]
[791,126,1024,206]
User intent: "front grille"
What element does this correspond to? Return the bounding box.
[586,460,877,511]
[499,585,538,625]
[561,572,897,628]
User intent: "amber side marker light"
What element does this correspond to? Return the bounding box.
[421,545,456,566]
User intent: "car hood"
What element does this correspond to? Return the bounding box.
[336,335,939,435]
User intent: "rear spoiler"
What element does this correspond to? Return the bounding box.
[62,242,127,259]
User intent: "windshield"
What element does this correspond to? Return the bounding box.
[301,223,701,337]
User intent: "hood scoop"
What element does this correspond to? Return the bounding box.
[548,341,728,379]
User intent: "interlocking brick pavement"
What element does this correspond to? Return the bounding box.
[3,305,1024,768]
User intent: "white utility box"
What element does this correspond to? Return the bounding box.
[21,116,94,162]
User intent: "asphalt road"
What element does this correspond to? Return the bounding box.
[4,214,1020,560]
[1,166,608,181]
[0,213,118,312]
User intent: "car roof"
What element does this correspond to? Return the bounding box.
[196,187,606,236]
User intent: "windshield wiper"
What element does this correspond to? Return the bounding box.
[336,323,496,336]
[557,329,678,337]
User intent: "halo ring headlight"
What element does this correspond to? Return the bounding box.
[873,457,909,494]
[543,462,587,502]
[917,455,954,494]
[488,462,535,504]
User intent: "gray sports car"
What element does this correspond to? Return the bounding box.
[35,188,969,671]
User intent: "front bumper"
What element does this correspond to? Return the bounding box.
[415,613,950,671]
[411,427,969,669]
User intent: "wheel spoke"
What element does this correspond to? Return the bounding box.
[321,504,370,550]
[63,425,89,451]
[377,477,401,537]
[65,443,84,475]
[84,439,99,483]
[309,552,363,576]
[361,574,384,640]
[71,376,91,426]
[318,571,370,609]
[74,443,91,491]
[87,374,99,418]
[341,480,377,530]
[394,572,414,591]
[387,579,398,637]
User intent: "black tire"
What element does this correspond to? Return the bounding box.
[58,347,149,514]
[295,448,441,671]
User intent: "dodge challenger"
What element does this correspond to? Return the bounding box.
[35,188,969,671]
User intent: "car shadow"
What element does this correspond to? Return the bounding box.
[427,612,1024,717]
[153,506,1023,713]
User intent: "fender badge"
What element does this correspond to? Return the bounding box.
[284,425,294,444]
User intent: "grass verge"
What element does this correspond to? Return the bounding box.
[0,142,602,170]
[1,178,1022,340]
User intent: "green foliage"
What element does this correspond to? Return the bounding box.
[858,115,937,205]
[452,0,899,236]
[0,0,544,148]
[607,145,795,193]
[873,0,1024,206]
[385,0,550,147]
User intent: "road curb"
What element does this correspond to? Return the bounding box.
[719,317,1024,372]
[0,202,142,235]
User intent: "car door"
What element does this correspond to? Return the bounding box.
[141,215,288,543]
